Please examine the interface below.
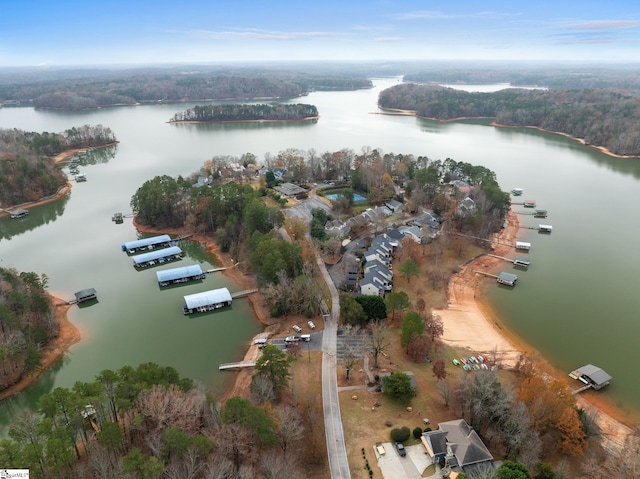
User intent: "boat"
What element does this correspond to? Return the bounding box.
[452,359,461,366]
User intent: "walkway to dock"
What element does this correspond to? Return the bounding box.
[231,288,259,298]
[206,266,229,273]
[571,384,592,395]
[455,232,514,248]
[219,361,256,371]
[473,270,499,279]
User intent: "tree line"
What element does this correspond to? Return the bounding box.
[0,68,372,110]
[0,267,55,393]
[0,360,313,478]
[378,83,640,157]
[170,103,318,123]
[0,125,117,207]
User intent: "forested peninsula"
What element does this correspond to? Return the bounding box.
[378,83,640,157]
[169,103,318,123]
[0,125,116,207]
[0,68,372,110]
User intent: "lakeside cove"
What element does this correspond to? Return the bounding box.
[2,78,640,451]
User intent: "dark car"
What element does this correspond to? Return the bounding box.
[395,442,406,457]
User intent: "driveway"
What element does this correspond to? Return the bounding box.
[374,443,434,479]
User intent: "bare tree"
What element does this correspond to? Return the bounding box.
[261,452,305,479]
[369,320,390,369]
[164,446,206,479]
[275,406,305,456]
[136,384,206,435]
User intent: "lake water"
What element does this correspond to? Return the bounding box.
[1,76,639,433]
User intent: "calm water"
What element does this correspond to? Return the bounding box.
[1,76,639,432]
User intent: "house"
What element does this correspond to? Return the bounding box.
[359,268,392,295]
[325,219,351,237]
[422,419,493,475]
[364,247,390,266]
[363,258,392,279]
[384,199,404,213]
[273,182,307,198]
[458,197,476,216]
[452,180,472,194]
[398,225,422,244]
[409,210,440,230]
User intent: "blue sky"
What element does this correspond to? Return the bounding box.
[2,0,639,66]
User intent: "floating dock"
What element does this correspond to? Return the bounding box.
[497,272,518,286]
[74,288,97,303]
[132,246,182,269]
[122,234,174,254]
[10,208,29,219]
[533,209,548,218]
[538,224,553,233]
[513,257,531,268]
[156,264,206,286]
[511,188,523,196]
[523,199,536,208]
[183,287,232,314]
[569,364,612,392]
[515,241,531,251]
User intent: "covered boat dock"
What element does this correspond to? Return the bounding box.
[513,257,531,268]
[569,364,612,391]
[10,208,29,219]
[74,288,97,303]
[156,264,206,286]
[497,272,518,286]
[183,287,232,314]
[132,246,182,269]
[121,234,173,254]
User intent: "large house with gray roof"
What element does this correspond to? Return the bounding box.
[422,419,493,475]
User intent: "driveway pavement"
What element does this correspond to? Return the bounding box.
[374,443,434,479]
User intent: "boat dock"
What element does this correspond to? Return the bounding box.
[183,287,233,314]
[132,246,183,269]
[157,264,206,286]
[122,234,174,254]
[569,364,612,392]
[9,208,29,219]
[219,361,257,371]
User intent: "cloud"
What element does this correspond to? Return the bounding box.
[185,28,343,41]
[373,37,402,42]
[562,20,640,31]
[390,10,517,21]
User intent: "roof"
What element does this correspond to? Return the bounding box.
[423,430,448,456]
[156,264,203,282]
[498,272,518,284]
[184,288,232,309]
[122,234,171,250]
[577,364,612,386]
[74,288,97,299]
[132,246,182,264]
[273,182,306,197]
[439,419,493,467]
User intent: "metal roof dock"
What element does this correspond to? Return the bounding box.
[74,288,97,303]
[132,246,182,268]
[183,288,232,314]
[156,264,205,286]
[497,272,518,286]
[121,234,173,253]
[569,364,612,391]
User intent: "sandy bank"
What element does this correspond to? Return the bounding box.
[432,211,636,453]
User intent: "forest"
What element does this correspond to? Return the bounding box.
[0,125,117,207]
[169,103,318,123]
[378,83,640,157]
[0,67,372,110]
[0,267,56,392]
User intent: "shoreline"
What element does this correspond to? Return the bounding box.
[0,143,120,219]
[377,107,639,159]
[0,295,81,402]
[433,211,636,453]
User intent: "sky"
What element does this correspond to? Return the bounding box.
[2,0,640,66]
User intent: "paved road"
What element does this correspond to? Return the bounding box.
[318,252,352,479]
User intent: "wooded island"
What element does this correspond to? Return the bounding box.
[169,103,319,123]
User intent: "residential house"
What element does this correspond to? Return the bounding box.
[422,419,493,475]
[325,219,351,237]
[398,225,422,244]
[452,180,472,194]
[458,197,476,216]
[384,198,404,214]
[273,182,307,198]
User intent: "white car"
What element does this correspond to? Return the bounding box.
[292,325,302,333]
[307,321,316,329]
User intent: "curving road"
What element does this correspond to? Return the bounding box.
[318,254,352,479]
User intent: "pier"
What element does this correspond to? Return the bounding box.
[474,270,499,279]
[219,361,257,371]
[231,288,259,298]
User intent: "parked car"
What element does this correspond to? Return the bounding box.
[307,321,316,329]
[395,442,406,457]
[285,336,300,343]
[292,325,302,333]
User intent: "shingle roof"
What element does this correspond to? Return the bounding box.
[439,419,493,467]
